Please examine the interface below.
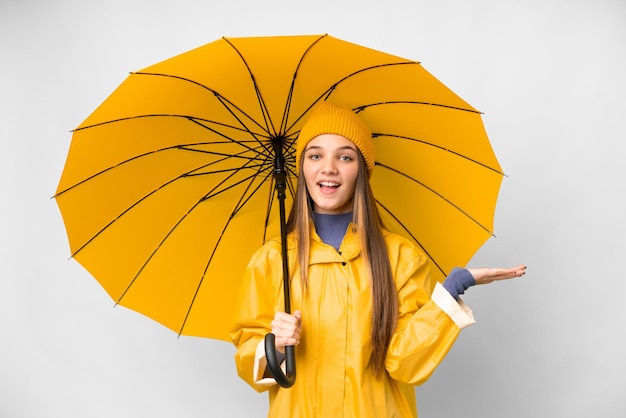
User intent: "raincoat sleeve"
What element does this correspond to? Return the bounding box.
[385,243,475,385]
[230,240,283,392]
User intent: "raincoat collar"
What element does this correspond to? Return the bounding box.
[308,221,361,264]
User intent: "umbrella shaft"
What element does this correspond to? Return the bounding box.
[272,136,291,314]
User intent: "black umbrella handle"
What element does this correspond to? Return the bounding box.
[264,334,296,388]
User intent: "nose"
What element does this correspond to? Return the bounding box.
[320,158,338,174]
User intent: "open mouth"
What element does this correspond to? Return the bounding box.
[318,181,340,191]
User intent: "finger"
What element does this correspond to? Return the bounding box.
[293,310,303,329]
[274,328,301,347]
[271,321,296,333]
[503,265,526,278]
[271,321,300,338]
[274,311,300,325]
[276,332,300,343]
[470,265,526,285]
[275,336,301,352]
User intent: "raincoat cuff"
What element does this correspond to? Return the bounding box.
[432,282,476,329]
[253,340,283,387]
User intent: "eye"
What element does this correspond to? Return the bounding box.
[308,153,321,160]
[339,155,353,162]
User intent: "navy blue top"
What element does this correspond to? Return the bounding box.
[312,212,353,251]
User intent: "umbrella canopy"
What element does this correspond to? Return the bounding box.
[55,34,503,342]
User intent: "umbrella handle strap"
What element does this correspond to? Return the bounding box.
[264,333,296,388]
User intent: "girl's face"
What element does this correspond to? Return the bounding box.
[302,134,359,214]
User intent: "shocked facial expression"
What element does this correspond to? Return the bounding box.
[302,134,359,215]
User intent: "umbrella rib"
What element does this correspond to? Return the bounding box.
[282,61,425,134]
[73,112,265,136]
[116,157,271,311]
[279,34,327,135]
[54,139,266,197]
[375,162,496,236]
[220,38,277,137]
[375,199,446,277]
[177,160,276,335]
[130,71,276,144]
[284,60,483,138]
[188,112,274,159]
[182,138,275,201]
[56,109,277,197]
[199,163,272,201]
[68,112,274,174]
[374,133,504,175]
[55,143,181,197]
[356,100,482,115]
[67,146,265,257]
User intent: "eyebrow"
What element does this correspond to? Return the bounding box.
[305,145,358,152]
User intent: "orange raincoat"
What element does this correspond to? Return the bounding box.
[231,224,475,417]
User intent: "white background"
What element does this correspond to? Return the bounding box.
[2,0,625,416]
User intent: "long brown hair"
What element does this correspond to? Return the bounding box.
[286,153,397,377]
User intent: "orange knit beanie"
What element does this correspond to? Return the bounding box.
[296,102,374,174]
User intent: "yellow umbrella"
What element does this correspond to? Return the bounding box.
[55,34,502,349]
